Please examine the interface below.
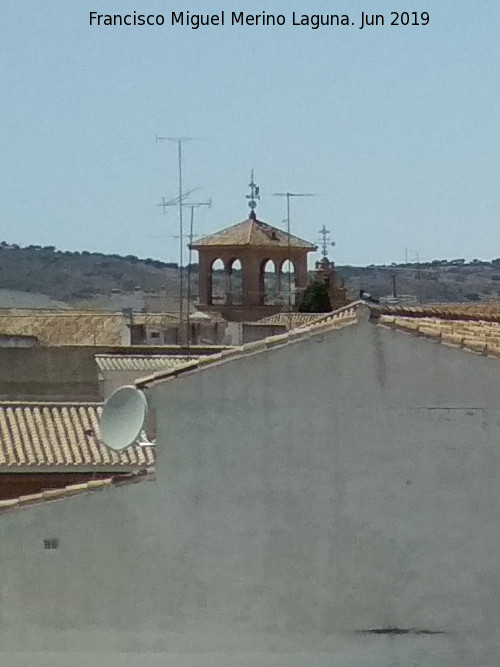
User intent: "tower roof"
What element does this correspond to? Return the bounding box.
[190,218,317,251]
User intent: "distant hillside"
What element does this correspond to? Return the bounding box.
[340,259,500,304]
[0,243,182,303]
[0,243,499,308]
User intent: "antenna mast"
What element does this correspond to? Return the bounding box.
[157,188,199,214]
[185,199,212,354]
[273,191,314,324]
[156,135,194,340]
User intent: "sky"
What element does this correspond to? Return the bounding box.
[1,0,500,266]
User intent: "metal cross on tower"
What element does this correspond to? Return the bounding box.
[246,170,260,219]
[319,225,336,259]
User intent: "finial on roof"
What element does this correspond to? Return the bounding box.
[319,225,336,260]
[246,169,260,221]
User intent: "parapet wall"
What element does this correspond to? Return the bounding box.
[0,345,229,401]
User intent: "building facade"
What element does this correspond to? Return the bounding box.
[0,304,500,664]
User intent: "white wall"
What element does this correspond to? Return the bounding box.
[1,317,500,665]
[100,368,150,399]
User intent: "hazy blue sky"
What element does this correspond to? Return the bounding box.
[1,0,499,265]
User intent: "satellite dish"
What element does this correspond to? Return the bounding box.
[100,385,148,451]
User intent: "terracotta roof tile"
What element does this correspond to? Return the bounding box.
[376,302,500,322]
[0,402,155,469]
[379,314,500,357]
[0,310,181,346]
[0,469,153,514]
[256,312,328,329]
[95,354,197,372]
[191,218,316,250]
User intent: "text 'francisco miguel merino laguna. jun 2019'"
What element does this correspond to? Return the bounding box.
[89,10,431,30]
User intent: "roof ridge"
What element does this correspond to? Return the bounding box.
[0,468,154,514]
[0,400,104,407]
[246,218,253,244]
[298,301,367,327]
[136,302,363,388]
[95,353,190,358]
[191,218,316,249]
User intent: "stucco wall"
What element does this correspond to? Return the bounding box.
[100,368,148,399]
[1,317,500,665]
[242,322,288,343]
[0,345,227,402]
[0,346,101,401]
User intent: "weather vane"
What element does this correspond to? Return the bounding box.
[246,169,260,219]
[319,225,336,258]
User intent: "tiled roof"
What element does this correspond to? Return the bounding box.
[0,402,155,469]
[191,218,316,250]
[128,313,180,326]
[256,312,332,329]
[95,354,197,372]
[379,314,500,356]
[0,469,153,514]
[136,303,361,388]
[376,302,500,322]
[372,302,500,356]
[0,310,180,346]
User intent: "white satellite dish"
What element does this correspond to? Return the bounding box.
[99,385,148,451]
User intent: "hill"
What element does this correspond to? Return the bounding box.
[340,259,500,304]
[0,243,181,303]
[0,243,499,308]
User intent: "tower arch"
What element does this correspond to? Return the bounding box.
[190,174,317,321]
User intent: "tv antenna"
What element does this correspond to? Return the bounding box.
[319,225,336,259]
[272,191,314,324]
[157,188,199,214]
[185,199,212,354]
[155,197,212,350]
[156,135,195,339]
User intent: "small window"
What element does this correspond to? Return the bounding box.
[44,538,59,550]
[150,332,160,339]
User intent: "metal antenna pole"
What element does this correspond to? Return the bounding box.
[287,195,291,313]
[156,135,193,342]
[185,199,211,355]
[416,250,423,304]
[273,192,314,325]
[391,273,397,299]
[156,192,210,349]
[177,141,184,333]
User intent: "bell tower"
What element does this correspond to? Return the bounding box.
[190,174,317,321]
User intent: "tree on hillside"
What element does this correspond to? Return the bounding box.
[298,280,332,313]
